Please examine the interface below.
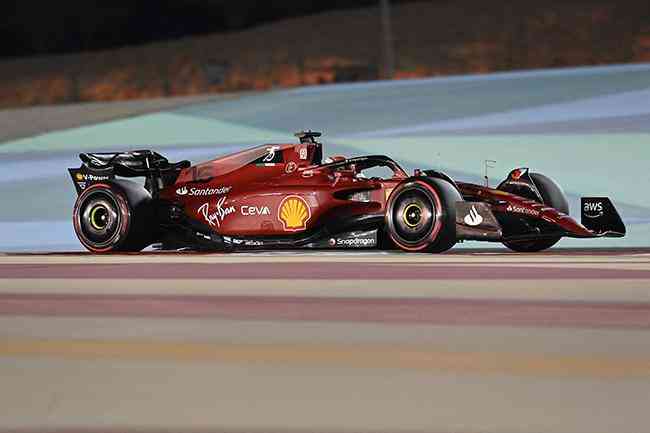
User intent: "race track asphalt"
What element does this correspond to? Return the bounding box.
[1,249,649,433]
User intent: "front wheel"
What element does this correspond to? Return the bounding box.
[385,177,461,253]
[501,172,569,252]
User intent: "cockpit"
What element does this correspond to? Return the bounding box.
[294,130,407,179]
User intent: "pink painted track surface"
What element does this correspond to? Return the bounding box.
[2,294,650,329]
[3,261,650,279]
[1,248,650,433]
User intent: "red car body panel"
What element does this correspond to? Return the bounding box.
[458,182,595,238]
[160,141,600,241]
[162,142,406,237]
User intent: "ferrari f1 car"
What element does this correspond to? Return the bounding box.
[68,131,625,253]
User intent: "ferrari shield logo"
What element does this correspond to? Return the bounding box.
[278,195,311,231]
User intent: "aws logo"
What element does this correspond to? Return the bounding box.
[278,195,311,231]
[583,201,604,218]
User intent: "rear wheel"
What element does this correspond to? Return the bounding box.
[501,172,569,252]
[73,180,153,253]
[385,178,460,253]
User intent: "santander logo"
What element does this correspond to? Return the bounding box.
[176,185,232,196]
[464,205,483,226]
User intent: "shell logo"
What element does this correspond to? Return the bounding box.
[278,195,311,231]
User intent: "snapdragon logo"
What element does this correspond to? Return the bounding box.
[330,237,376,247]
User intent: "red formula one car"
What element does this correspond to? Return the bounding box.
[68,131,625,253]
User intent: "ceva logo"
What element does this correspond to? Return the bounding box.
[176,186,188,196]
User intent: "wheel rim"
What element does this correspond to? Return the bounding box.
[78,191,121,248]
[391,187,436,245]
[89,204,110,230]
[402,203,423,228]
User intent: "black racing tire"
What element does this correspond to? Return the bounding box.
[502,172,569,253]
[73,180,154,253]
[385,177,461,253]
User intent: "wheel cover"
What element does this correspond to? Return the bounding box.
[390,186,437,246]
[402,203,424,228]
[76,190,122,249]
[89,204,110,230]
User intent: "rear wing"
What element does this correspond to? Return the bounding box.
[68,150,190,196]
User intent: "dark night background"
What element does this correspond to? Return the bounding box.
[1,0,649,108]
[8,0,645,58]
[1,0,419,58]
